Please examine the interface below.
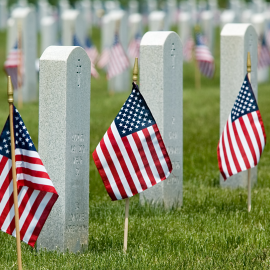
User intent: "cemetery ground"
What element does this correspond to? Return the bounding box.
[0,29,270,269]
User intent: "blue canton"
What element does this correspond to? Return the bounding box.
[231,74,258,122]
[0,106,36,159]
[115,83,156,138]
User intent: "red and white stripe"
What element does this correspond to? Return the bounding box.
[98,49,110,69]
[183,38,194,62]
[4,49,23,90]
[86,47,99,64]
[93,122,172,200]
[195,45,215,78]
[0,149,58,247]
[91,62,99,79]
[128,38,141,60]
[218,111,266,180]
[107,44,130,80]
[258,45,270,69]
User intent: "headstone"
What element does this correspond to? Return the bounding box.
[0,0,7,30]
[81,0,92,33]
[41,16,57,54]
[62,9,86,47]
[220,23,258,188]
[58,0,70,29]
[149,11,167,31]
[230,0,241,23]
[6,18,16,55]
[166,0,177,27]
[104,1,120,13]
[220,10,236,30]
[107,10,130,92]
[139,31,183,208]
[129,13,143,41]
[241,10,253,23]
[251,13,268,83]
[201,10,214,53]
[101,13,114,51]
[11,7,37,102]
[92,0,103,26]
[129,0,139,15]
[147,0,157,13]
[178,12,192,46]
[209,0,219,26]
[37,46,90,252]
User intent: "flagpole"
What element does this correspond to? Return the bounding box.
[247,52,252,212]
[123,58,138,252]
[17,21,23,109]
[7,76,23,270]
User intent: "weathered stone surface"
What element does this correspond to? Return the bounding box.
[139,31,183,208]
[37,46,90,252]
[220,23,258,188]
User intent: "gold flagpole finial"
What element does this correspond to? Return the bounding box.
[7,76,14,104]
[133,58,138,84]
[247,52,251,74]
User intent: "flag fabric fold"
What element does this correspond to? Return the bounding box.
[183,37,194,62]
[93,83,172,201]
[128,33,141,60]
[217,74,266,180]
[195,33,215,78]
[258,35,270,69]
[107,33,130,79]
[0,106,58,247]
[4,42,23,90]
[85,37,99,64]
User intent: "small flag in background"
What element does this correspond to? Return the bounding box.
[85,37,99,64]
[183,37,194,62]
[4,42,22,89]
[93,83,172,200]
[107,33,130,79]
[128,33,141,60]
[217,75,266,180]
[0,106,58,247]
[73,35,99,78]
[258,35,270,69]
[97,48,110,69]
[195,33,215,78]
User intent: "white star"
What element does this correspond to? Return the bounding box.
[121,118,125,122]
[137,92,139,95]
[130,123,134,126]
[136,109,139,112]
[137,120,140,124]
[244,81,246,84]
[126,120,130,124]
[244,102,247,105]
[19,137,22,141]
[139,99,142,103]
[253,106,256,109]
[22,134,25,137]
[132,118,136,121]
[119,112,122,115]
[127,104,130,107]
[237,113,239,116]
[140,111,144,114]
[243,106,246,109]
[135,125,139,128]
[142,123,145,126]
[125,109,128,112]
[29,143,33,147]
[3,139,6,143]
[246,97,249,100]
[19,121,23,125]
[15,125,18,128]
[129,111,133,114]
[244,91,247,94]
[26,131,29,134]
[148,120,152,123]
[0,147,2,151]
[15,141,18,144]
[117,116,120,120]
[130,94,133,97]
[137,104,140,107]
[131,106,134,109]
[250,99,253,103]
[6,150,9,154]
[22,142,25,145]
[26,138,29,142]
[123,113,126,117]
[15,109,18,112]
[122,130,126,134]
[246,87,248,90]
[4,144,8,148]
[145,113,148,116]
[248,93,251,96]
[6,131,10,135]
[119,123,123,126]
[134,114,137,117]
[121,107,123,110]
[127,116,131,119]
[241,110,244,113]
[129,127,132,131]
[124,125,127,129]
[233,116,235,119]
[248,104,251,107]
[247,108,250,111]
[133,102,136,105]
[132,90,135,93]
[128,99,132,102]
[142,106,145,109]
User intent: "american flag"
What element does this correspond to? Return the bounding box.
[195,33,215,78]
[0,106,58,247]
[85,37,99,64]
[107,33,130,80]
[73,35,99,78]
[258,35,270,69]
[97,48,110,69]
[217,75,266,180]
[92,83,172,200]
[128,33,141,60]
[183,37,194,62]
[4,42,22,90]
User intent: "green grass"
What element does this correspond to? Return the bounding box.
[0,27,270,269]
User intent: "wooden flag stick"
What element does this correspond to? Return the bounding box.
[123,58,138,253]
[17,21,23,109]
[247,52,252,212]
[8,76,23,270]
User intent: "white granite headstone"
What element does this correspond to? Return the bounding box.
[251,13,268,83]
[178,12,192,47]
[129,0,139,15]
[129,13,143,41]
[201,10,214,53]
[149,11,167,31]
[220,10,236,30]
[0,0,7,30]
[220,23,258,188]
[37,46,90,252]
[62,9,86,47]
[41,16,57,54]
[11,7,37,102]
[140,31,183,208]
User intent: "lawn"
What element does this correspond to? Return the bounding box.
[0,27,270,269]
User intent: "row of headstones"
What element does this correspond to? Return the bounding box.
[36,23,258,253]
